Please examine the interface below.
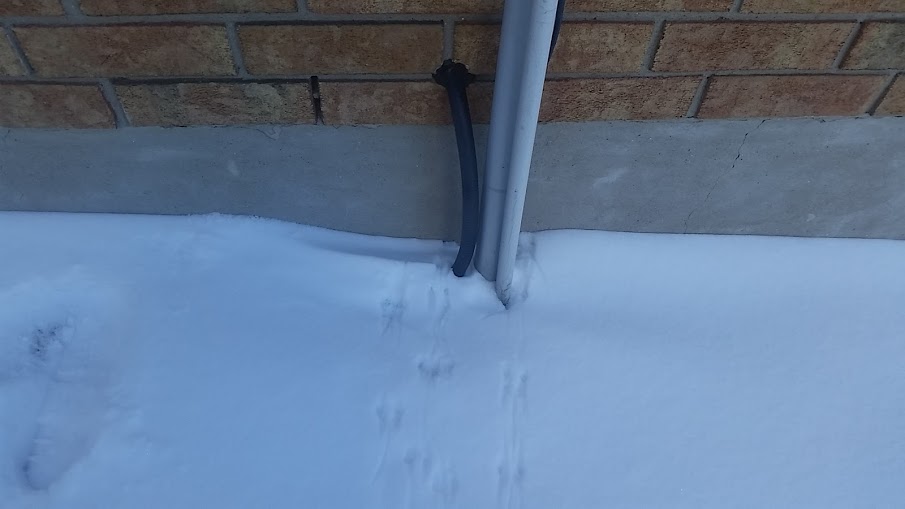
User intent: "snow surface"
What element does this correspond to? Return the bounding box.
[1,212,904,509]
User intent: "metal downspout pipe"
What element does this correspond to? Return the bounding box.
[474,0,559,305]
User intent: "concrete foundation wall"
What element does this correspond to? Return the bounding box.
[2,116,904,241]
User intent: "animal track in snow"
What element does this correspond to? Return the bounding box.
[22,328,116,490]
[508,234,544,306]
[28,324,68,363]
[380,263,409,336]
[418,283,454,383]
[0,275,129,492]
[380,298,406,335]
[376,401,405,434]
[498,364,528,509]
[425,286,451,335]
[0,321,72,383]
[430,463,459,508]
[373,398,405,480]
[415,354,456,383]
[403,448,458,509]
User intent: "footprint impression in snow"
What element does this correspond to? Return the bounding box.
[0,274,128,491]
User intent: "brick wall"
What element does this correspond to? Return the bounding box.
[1,0,904,128]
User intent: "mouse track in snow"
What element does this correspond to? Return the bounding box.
[372,397,404,482]
[380,262,408,337]
[498,364,528,509]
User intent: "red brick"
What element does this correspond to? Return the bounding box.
[0,0,63,16]
[540,77,700,121]
[81,0,296,15]
[455,22,651,75]
[117,82,313,126]
[240,24,442,75]
[843,23,905,70]
[699,75,885,118]
[0,84,114,128]
[655,22,852,71]
[1,37,24,76]
[744,0,905,13]
[308,0,502,14]
[570,0,731,10]
[876,77,905,115]
[15,25,234,78]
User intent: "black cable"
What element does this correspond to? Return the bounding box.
[433,60,479,277]
[549,0,567,62]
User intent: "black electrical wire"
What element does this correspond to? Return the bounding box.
[434,60,479,277]
[550,0,567,61]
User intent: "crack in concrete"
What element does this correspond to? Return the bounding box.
[683,119,766,233]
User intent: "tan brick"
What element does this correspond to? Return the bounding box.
[320,81,449,124]
[0,0,63,16]
[117,82,313,126]
[655,22,851,72]
[1,37,24,76]
[540,77,700,121]
[0,84,113,128]
[698,75,885,118]
[468,82,494,123]
[81,0,296,15]
[744,0,905,13]
[453,25,499,75]
[552,23,652,73]
[455,22,651,75]
[309,0,730,13]
[843,23,905,70]
[876,77,905,115]
[292,78,697,124]
[16,25,234,78]
[308,0,503,14]
[240,24,442,75]
[570,0,731,10]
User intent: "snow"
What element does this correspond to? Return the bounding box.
[1,212,904,509]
